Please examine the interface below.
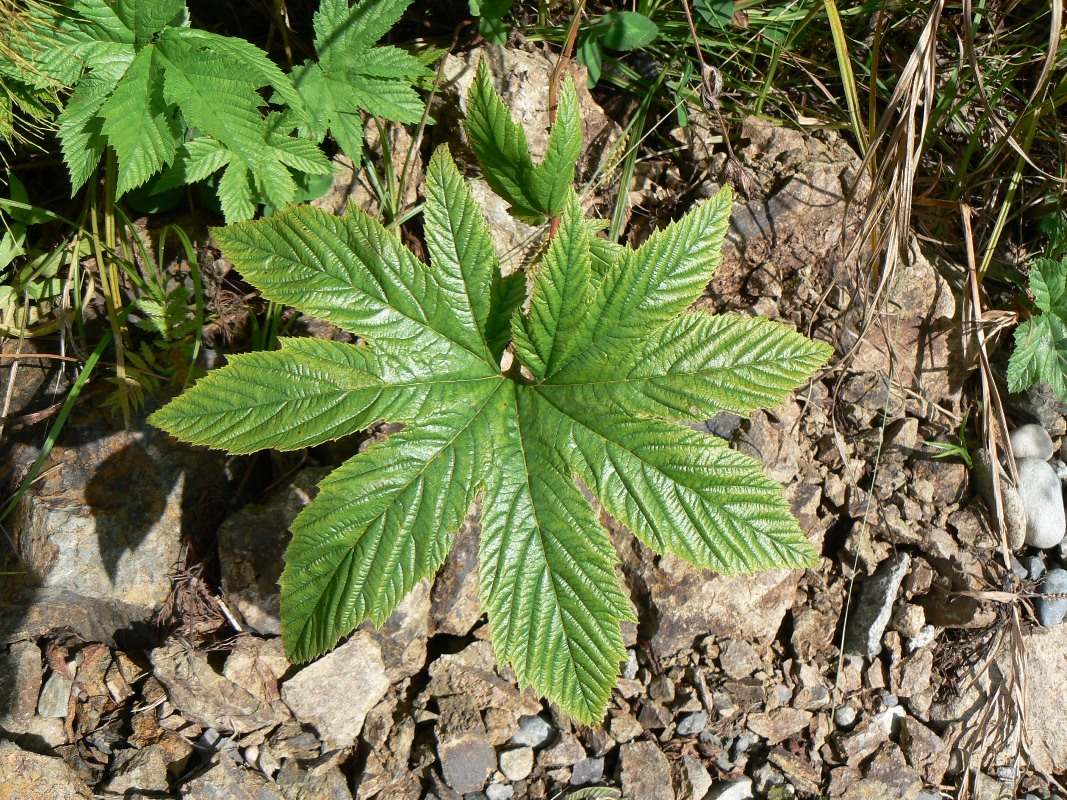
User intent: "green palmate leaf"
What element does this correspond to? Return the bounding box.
[152,139,829,723]
[99,45,179,195]
[1009,255,1067,400]
[9,0,327,218]
[282,386,500,658]
[464,60,581,222]
[293,0,434,162]
[1030,257,1067,315]
[482,384,633,723]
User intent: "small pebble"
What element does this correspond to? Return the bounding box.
[486,786,513,800]
[907,624,938,652]
[730,734,754,761]
[1037,568,1067,627]
[1053,460,1067,482]
[833,705,858,729]
[498,747,534,782]
[1011,423,1055,461]
[699,731,722,747]
[1016,457,1067,548]
[36,670,74,718]
[570,757,605,786]
[709,777,755,800]
[675,711,708,736]
[1024,555,1047,581]
[510,715,554,748]
[648,674,675,704]
[621,649,639,680]
[1010,555,1028,580]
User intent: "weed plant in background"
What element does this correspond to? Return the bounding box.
[151,65,830,722]
[0,0,434,221]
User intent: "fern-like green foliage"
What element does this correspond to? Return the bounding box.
[6,0,326,218]
[1008,255,1067,400]
[289,0,434,164]
[150,67,831,723]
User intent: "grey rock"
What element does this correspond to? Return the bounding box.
[1037,568,1067,627]
[675,711,708,736]
[153,641,283,738]
[752,761,785,795]
[1011,424,1055,461]
[907,625,938,652]
[0,587,147,648]
[841,742,922,800]
[1010,555,1027,580]
[183,754,286,800]
[10,419,227,610]
[218,468,328,635]
[36,669,74,718]
[436,695,496,794]
[200,728,241,761]
[486,786,514,800]
[709,778,755,800]
[619,741,674,800]
[498,747,534,781]
[843,552,911,657]
[428,507,483,637]
[834,706,858,730]
[0,741,93,799]
[648,673,675,704]
[570,756,605,785]
[676,754,713,800]
[281,632,389,748]
[1017,458,1066,548]
[0,640,42,729]
[275,754,353,800]
[102,747,168,795]
[1026,383,1067,437]
[538,731,585,768]
[899,716,949,785]
[510,714,554,748]
[1025,555,1047,581]
[622,649,639,680]
[642,551,803,656]
[720,639,760,679]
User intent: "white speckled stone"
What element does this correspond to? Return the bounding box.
[1017,458,1067,549]
[1011,424,1055,461]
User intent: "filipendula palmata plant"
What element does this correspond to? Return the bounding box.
[150,65,832,723]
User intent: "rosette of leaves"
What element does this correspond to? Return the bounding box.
[151,68,830,722]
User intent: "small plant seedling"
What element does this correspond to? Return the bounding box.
[1008,255,1067,401]
[151,67,831,723]
[922,406,973,468]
